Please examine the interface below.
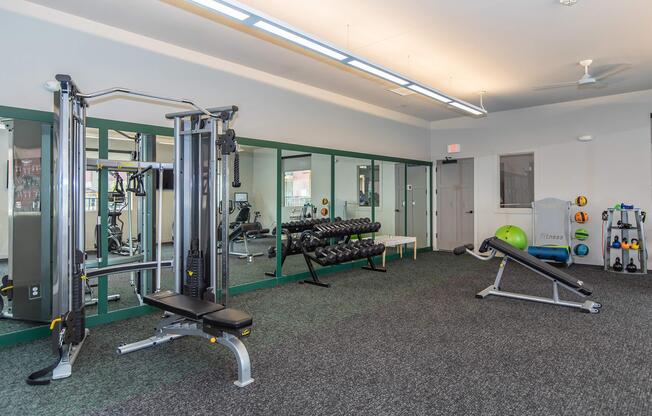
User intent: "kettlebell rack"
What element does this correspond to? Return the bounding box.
[603,208,647,274]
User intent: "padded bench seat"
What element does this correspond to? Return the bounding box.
[203,308,253,337]
[144,290,224,320]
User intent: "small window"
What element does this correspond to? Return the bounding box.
[284,169,311,207]
[499,153,534,209]
[357,164,380,207]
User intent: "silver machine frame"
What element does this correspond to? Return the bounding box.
[46,75,253,386]
[462,247,602,313]
[116,106,253,387]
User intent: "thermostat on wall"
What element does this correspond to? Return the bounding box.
[447,143,461,153]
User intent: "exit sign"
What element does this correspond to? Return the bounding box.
[447,143,461,153]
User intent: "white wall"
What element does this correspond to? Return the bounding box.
[0,3,430,161]
[431,89,652,265]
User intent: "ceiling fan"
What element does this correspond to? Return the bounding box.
[534,59,631,90]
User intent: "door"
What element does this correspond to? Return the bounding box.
[436,158,474,251]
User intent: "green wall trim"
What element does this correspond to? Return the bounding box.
[0,305,156,347]
[87,117,174,137]
[231,136,432,166]
[0,105,53,123]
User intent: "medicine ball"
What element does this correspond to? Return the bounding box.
[574,229,589,240]
[575,211,589,223]
[575,195,588,207]
[573,244,589,257]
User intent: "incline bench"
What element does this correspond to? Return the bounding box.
[118,291,254,387]
[454,237,602,313]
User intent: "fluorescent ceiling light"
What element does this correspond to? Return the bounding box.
[407,85,451,103]
[254,20,348,61]
[189,0,249,21]
[186,0,487,117]
[449,101,484,116]
[348,60,409,86]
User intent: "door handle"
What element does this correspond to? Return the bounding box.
[465,210,474,214]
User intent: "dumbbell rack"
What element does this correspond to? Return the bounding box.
[603,208,647,274]
[265,218,333,277]
[300,219,385,288]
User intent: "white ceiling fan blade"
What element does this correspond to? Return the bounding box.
[593,63,632,81]
[532,81,577,91]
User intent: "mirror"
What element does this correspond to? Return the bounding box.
[407,164,431,248]
[334,156,372,221]
[0,118,50,334]
[227,145,277,287]
[376,161,406,237]
[280,151,331,276]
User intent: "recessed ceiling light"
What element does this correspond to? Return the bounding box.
[559,0,577,6]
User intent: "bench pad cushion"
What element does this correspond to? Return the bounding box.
[144,290,224,320]
[203,308,253,337]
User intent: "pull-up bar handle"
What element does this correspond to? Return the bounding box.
[55,74,227,119]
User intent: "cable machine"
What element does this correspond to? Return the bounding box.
[28,74,253,386]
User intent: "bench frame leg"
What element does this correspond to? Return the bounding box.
[477,257,602,314]
[117,314,254,386]
[217,332,254,387]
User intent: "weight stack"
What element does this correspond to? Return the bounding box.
[184,239,205,298]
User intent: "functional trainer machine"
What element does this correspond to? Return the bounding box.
[118,106,254,387]
[27,75,253,386]
[454,237,602,313]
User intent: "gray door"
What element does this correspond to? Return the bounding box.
[407,165,428,247]
[436,158,474,251]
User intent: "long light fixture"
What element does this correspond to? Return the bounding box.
[186,0,487,117]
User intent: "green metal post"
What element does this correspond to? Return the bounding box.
[97,128,109,314]
[276,148,282,279]
[330,155,335,222]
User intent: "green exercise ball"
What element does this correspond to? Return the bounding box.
[495,225,528,250]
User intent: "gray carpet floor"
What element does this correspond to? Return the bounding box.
[0,251,651,416]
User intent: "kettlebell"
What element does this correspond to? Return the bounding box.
[613,257,623,272]
[630,239,640,250]
[626,259,638,273]
[621,238,630,249]
[611,236,621,249]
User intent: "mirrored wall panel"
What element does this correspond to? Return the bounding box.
[0,118,50,334]
[280,151,332,276]
[376,161,406,237]
[334,156,372,221]
[407,164,431,248]
[228,145,277,286]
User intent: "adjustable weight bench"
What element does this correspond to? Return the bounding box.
[454,237,602,313]
[117,290,254,387]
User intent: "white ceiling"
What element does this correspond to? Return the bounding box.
[26,0,652,122]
